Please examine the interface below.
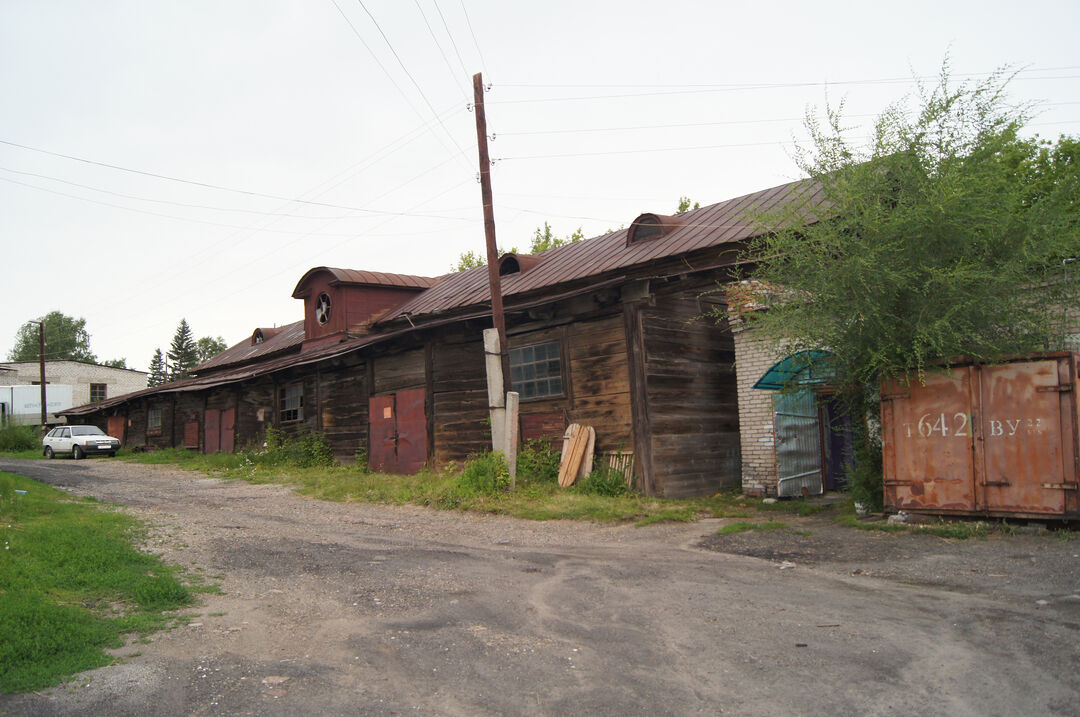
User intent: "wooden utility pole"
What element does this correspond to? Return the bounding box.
[34,321,46,427]
[472,72,511,395]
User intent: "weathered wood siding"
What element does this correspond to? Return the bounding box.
[638,292,740,497]
[173,393,204,451]
[373,348,425,394]
[237,377,276,450]
[430,329,488,465]
[317,358,368,462]
[509,312,633,454]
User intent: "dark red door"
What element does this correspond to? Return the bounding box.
[205,409,220,454]
[395,388,428,474]
[368,395,396,472]
[367,389,427,474]
[221,408,236,454]
[107,416,126,445]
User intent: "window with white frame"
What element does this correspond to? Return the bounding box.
[279,383,304,422]
[509,341,564,399]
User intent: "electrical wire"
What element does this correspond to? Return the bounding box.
[0,165,470,222]
[413,0,469,101]
[354,0,472,166]
[458,0,486,75]
[433,0,470,80]
[329,0,468,169]
[496,139,790,161]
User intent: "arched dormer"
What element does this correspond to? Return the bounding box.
[626,213,684,247]
[498,253,543,276]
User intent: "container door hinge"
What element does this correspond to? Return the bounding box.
[1036,384,1073,393]
[1042,483,1078,490]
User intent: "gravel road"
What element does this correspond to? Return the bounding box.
[1,457,1079,716]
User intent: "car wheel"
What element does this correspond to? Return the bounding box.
[108,452,116,458]
[44,446,54,459]
[73,445,84,460]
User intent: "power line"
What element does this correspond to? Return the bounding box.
[328,0,468,169]
[0,165,471,223]
[489,73,1080,105]
[497,139,790,161]
[494,66,1080,89]
[458,0,486,74]
[433,0,470,80]
[354,0,472,166]
[413,0,469,101]
[0,134,466,216]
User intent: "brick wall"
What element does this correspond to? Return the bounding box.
[0,361,147,408]
[731,319,782,497]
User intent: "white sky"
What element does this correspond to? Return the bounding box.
[2,0,1077,371]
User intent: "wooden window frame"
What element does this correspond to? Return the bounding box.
[147,406,163,435]
[89,383,107,403]
[509,340,565,401]
[279,382,304,423]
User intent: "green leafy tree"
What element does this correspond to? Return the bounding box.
[166,319,199,381]
[529,222,584,253]
[451,221,587,272]
[195,336,228,363]
[8,311,97,363]
[102,358,127,369]
[147,349,167,387]
[675,197,700,214]
[739,64,1079,506]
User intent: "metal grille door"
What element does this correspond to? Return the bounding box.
[774,391,823,497]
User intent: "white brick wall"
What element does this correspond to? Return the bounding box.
[731,319,783,497]
[0,361,147,408]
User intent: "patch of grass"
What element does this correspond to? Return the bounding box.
[756,498,836,516]
[0,471,200,693]
[634,508,698,527]
[715,520,789,535]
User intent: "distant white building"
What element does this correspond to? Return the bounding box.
[0,360,147,423]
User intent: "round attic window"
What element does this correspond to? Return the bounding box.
[315,292,332,325]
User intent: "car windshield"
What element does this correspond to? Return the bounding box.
[70,426,105,436]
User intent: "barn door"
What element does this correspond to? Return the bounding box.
[368,395,397,472]
[367,389,427,474]
[220,408,236,454]
[204,409,220,454]
[107,416,126,445]
[774,390,824,497]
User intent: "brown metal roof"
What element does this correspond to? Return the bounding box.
[193,320,305,373]
[384,178,824,321]
[291,267,439,298]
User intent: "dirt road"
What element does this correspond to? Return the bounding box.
[2,457,1079,716]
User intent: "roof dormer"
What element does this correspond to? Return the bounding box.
[291,267,438,350]
[626,213,684,247]
[497,252,543,276]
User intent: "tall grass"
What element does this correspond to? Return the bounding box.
[0,423,40,452]
[0,471,197,693]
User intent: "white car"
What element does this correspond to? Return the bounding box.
[43,425,121,459]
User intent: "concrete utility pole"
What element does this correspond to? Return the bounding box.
[33,321,46,427]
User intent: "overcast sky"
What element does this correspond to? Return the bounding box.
[2,0,1077,372]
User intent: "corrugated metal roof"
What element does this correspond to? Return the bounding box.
[193,320,305,373]
[292,267,439,297]
[384,178,823,321]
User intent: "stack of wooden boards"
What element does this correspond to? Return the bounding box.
[558,423,595,487]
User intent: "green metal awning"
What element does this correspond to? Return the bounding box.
[753,350,835,390]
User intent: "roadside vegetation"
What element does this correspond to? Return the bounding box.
[0,423,42,459]
[117,430,1059,539]
[0,471,202,693]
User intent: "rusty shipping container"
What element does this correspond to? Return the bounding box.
[882,353,1080,519]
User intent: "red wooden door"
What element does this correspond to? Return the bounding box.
[368,395,396,472]
[205,409,220,454]
[395,388,428,474]
[221,407,236,454]
[107,416,126,444]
